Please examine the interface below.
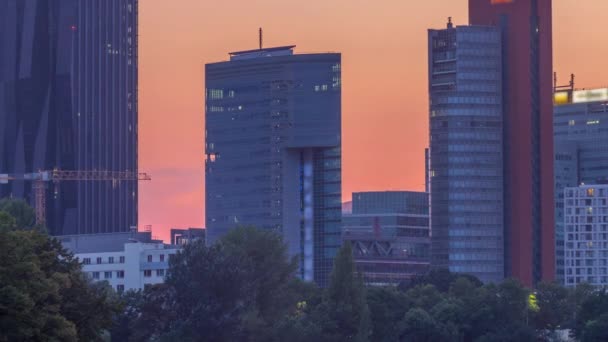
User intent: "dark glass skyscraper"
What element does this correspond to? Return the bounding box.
[428,23,505,283]
[0,1,138,235]
[470,0,555,286]
[205,46,341,286]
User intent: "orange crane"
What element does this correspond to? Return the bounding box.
[0,169,151,225]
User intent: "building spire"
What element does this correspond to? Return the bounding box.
[447,17,453,29]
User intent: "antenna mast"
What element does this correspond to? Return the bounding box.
[259,27,263,49]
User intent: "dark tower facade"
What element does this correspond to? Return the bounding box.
[0,1,138,235]
[469,0,555,285]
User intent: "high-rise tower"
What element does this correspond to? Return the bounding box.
[0,1,138,235]
[205,46,342,286]
[428,23,505,283]
[468,0,555,285]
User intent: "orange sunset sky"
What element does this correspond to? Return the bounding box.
[138,0,608,241]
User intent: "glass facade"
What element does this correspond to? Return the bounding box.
[342,191,430,285]
[205,47,341,286]
[428,25,504,283]
[554,98,608,283]
[0,1,138,235]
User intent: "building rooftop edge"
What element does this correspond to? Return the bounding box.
[228,45,296,56]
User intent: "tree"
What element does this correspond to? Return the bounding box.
[367,287,410,341]
[580,312,608,342]
[0,198,37,230]
[398,308,455,342]
[130,226,302,341]
[320,242,371,342]
[532,282,571,331]
[0,222,120,341]
[573,290,608,340]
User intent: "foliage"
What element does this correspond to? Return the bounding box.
[0,211,121,341]
[127,226,300,341]
[573,290,608,341]
[0,198,37,230]
[319,241,371,341]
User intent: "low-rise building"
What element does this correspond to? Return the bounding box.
[58,232,181,292]
[342,191,430,285]
[170,227,205,246]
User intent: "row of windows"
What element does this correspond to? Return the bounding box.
[90,270,125,280]
[82,256,125,265]
[143,269,166,277]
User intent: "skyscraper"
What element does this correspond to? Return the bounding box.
[0,1,138,236]
[428,22,505,283]
[429,0,555,286]
[469,0,555,286]
[205,45,341,286]
[554,87,608,283]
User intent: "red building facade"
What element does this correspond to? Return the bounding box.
[469,0,555,286]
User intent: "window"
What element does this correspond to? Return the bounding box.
[116,284,125,293]
[144,270,152,277]
[160,254,165,262]
[156,269,165,277]
[116,271,125,279]
[104,271,112,279]
[92,272,100,279]
[147,255,153,262]
[119,256,125,263]
[108,257,114,264]
[83,258,91,265]
[97,257,102,264]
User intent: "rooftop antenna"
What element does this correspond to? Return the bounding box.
[447,17,453,29]
[570,73,575,90]
[259,27,263,50]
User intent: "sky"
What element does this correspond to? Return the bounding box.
[138,0,608,241]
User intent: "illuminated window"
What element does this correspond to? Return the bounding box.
[322,85,328,91]
[314,85,320,92]
[568,120,575,126]
[588,188,595,197]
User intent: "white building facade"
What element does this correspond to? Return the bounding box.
[58,232,181,292]
[564,184,608,287]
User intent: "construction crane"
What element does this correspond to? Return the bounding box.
[0,169,151,225]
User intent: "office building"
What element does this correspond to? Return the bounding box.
[564,184,608,288]
[0,1,138,235]
[205,45,341,286]
[171,227,205,246]
[554,86,608,283]
[468,0,555,287]
[342,191,430,285]
[428,1,554,285]
[428,22,505,283]
[59,232,179,292]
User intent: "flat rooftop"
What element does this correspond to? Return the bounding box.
[228,45,296,61]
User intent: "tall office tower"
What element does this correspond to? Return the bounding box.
[0,1,138,235]
[554,87,608,283]
[428,22,505,283]
[205,46,341,286]
[563,184,608,288]
[342,191,430,285]
[468,0,555,285]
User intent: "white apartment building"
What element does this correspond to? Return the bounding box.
[564,184,608,287]
[58,232,181,292]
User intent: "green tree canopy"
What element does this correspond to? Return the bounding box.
[0,214,120,341]
[0,198,37,230]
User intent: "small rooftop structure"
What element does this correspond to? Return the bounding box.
[229,45,296,61]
